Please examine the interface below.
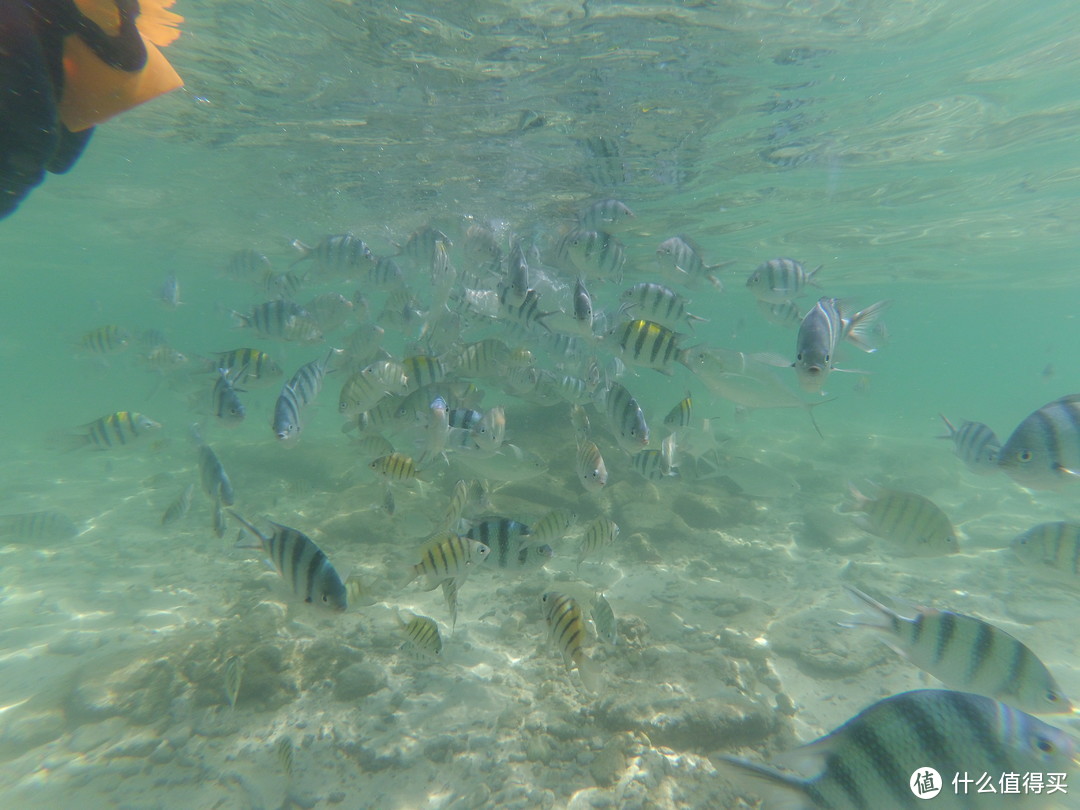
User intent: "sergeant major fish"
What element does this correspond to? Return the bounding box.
[229,512,347,611]
[997,394,1080,490]
[841,586,1071,715]
[541,592,600,693]
[745,257,821,303]
[840,484,958,556]
[937,413,1000,474]
[1011,521,1080,577]
[273,351,335,444]
[720,689,1075,810]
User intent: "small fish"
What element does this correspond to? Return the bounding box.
[541,592,600,693]
[291,233,373,278]
[466,517,531,568]
[77,325,131,355]
[937,414,1000,473]
[402,355,448,393]
[161,483,195,526]
[656,235,726,288]
[397,609,443,658]
[401,226,452,268]
[370,452,424,483]
[745,257,821,303]
[599,381,649,452]
[450,339,511,379]
[663,391,693,430]
[65,411,162,451]
[498,286,554,333]
[720,689,1076,810]
[579,198,635,233]
[210,368,246,428]
[619,283,704,331]
[440,479,471,532]
[197,440,235,506]
[441,578,459,630]
[505,240,531,300]
[557,228,625,279]
[576,439,608,492]
[402,532,490,590]
[207,349,282,388]
[223,655,243,709]
[1011,521,1080,576]
[631,447,675,481]
[571,277,594,336]
[841,586,1071,715]
[609,319,690,375]
[229,512,348,611]
[212,498,226,538]
[0,510,79,541]
[338,370,393,418]
[997,394,1080,490]
[417,396,450,466]
[794,297,891,394]
[368,256,406,289]
[840,484,959,556]
[591,593,617,646]
[276,735,295,778]
[531,508,577,545]
[471,406,506,454]
[570,403,590,441]
[578,517,619,566]
[383,485,396,515]
[139,344,189,372]
[232,300,322,344]
[273,352,334,443]
[158,273,181,308]
[756,299,803,329]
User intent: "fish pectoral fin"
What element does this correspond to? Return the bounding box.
[1056,465,1080,478]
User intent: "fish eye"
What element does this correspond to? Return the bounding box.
[1046,690,1061,703]
[796,353,803,361]
[322,594,329,603]
[824,354,830,362]
[1035,736,1055,754]
[1019,450,1034,463]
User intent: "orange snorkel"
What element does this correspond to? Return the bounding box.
[58,0,184,132]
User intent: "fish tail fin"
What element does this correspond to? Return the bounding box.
[838,482,868,513]
[575,652,601,694]
[227,511,265,549]
[717,756,814,810]
[839,585,903,630]
[48,431,91,453]
[289,240,314,267]
[844,299,892,353]
[937,413,957,440]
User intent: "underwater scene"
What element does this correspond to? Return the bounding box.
[2,0,1080,807]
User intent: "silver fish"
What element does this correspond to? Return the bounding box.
[591,593,617,646]
[466,517,531,568]
[291,233,373,278]
[842,586,1071,715]
[938,414,1000,474]
[576,439,608,492]
[276,735,295,777]
[579,198,635,233]
[210,367,246,428]
[997,394,1080,490]
[273,352,334,443]
[840,484,959,556]
[578,517,619,566]
[198,441,235,506]
[599,381,649,452]
[721,689,1076,810]
[0,510,79,541]
[794,297,890,394]
[1012,521,1080,577]
[402,532,490,591]
[619,282,705,331]
[541,591,600,693]
[67,411,162,451]
[232,300,322,344]
[229,512,347,611]
[656,235,726,288]
[745,257,821,303]
[223,655,243,709]
[161,483,195,526]
[397,609,443,658]
[530,508,577,545]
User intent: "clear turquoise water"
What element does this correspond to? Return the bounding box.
[2,1,1079,807]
